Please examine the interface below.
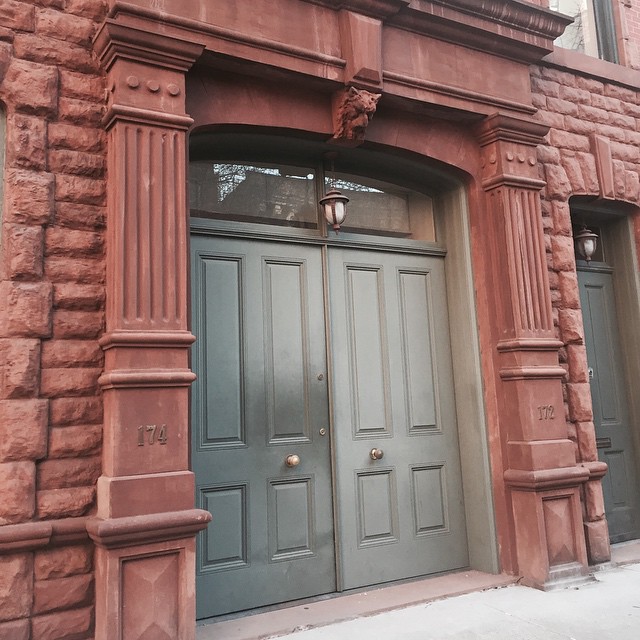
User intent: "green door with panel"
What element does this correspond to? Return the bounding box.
[192,235,468,618]
[578,268,640,542]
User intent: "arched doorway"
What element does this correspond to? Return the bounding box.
[189,133,491,619]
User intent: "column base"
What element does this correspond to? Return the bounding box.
[520,560,595,591]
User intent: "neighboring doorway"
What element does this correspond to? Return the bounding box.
[190,152,472,619]
[578,267,640,542]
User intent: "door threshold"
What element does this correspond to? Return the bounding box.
[195,570,515,640]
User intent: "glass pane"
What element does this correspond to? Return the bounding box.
[549,0,599,58]
[190,162,318,229]
[325,173,435,241]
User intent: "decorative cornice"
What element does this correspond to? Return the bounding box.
[497,338,565,353]
[581,460,608,480]
[504,466,590,491]
[476,113,550,148]
[312,0,410,20]
[87,509,211,549]
[98,369,197,390]
[99,330,196,350]
[500,365,567,381]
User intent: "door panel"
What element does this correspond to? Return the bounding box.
[578,269,640,542]
[192,236,335,619]
[328,248,468,589]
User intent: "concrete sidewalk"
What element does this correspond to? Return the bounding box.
[197,541,640,640]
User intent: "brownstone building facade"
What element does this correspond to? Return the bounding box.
[2,0,640,638]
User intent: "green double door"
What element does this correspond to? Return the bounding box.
[191,235,468,619]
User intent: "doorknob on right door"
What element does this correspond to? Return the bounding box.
[370,448,384,461]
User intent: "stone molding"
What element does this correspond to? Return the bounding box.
[0,517,89,555]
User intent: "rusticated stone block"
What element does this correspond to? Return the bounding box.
[40,367,101,398]
[53,310,104,339]
[45,228,103,257]
[0,282,52,338]
[0,462,36,524]
[0,555,32,622]
[6,112,46,170]
[613,159,626,198]
[0,1,35,32]
[575,421,597,462]
[37,455,101,489]
[0,58,57,116]
[584,519,611,564]
[46,257,105,284]
[49,424,101,459]
[66,0,108,21]
[13,34,96,73]
[48,149,105,178]
[36,9,96,46]
[537,145,561,165]
[544,164,572,200]
[575,152,600,193]
[31,606,93,640]
[0,399,48,462]
[59,68,104,101]
[41,340,102,368]
[5,168,54,225]
[55,174,105,205]
[0,339,40,398]
[625,170,640,203]
[584,479,606,520]
[48,122,103,153]
[0,619,29,640]
[37,486,95,519]
[551,201,572,236]
[560,155,586,193]
[34,574,93,614]
[566,344,589,383]
[58,95,103,126]
[3,223,44,280]
[53,284,105,311]
[558,271,581,309]
[55,202,106,230]
[567,382,593,422]
[49,396,102,426]
[548,129,590,152]
[35,545,92,580]
[551,235,577,272]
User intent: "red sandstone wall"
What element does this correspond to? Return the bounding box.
[531,63,640,559]
[0,1,107,637]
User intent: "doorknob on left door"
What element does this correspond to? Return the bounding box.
[285,454,301,467]
[370,448,384,461]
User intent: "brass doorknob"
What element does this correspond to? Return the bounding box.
[370,448,384,461]
[285,454,301,467]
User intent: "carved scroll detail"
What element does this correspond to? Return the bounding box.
[331,86,381,146]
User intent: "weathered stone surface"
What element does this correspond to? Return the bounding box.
[575,152,600,193]
[46,257,105,285]
[36,9,96,46]
[66,0,108,21]
[567,382,593,422]
[48,149,105,178]
[0,555,32,622]
[52,310,104,339]
[0,619,29,640]
[2,223,44,280]
[550,201,572,236]
[625,169,640,203]
[548,129,590,152]
[49,397,102,426]
[0,399,48,462]
[37,455,101,489]
[59,68,104,101]
[37,486,95,519]
[55,202,106,230]
[41,340,102,368]
[40,367,101,398]
[0,339,41,398]
[53,284,105,311]
[0,282,52,339]
[48,122,103,153]
[34,574,93,614]
[544,164,572,200]
[58,95,104,126]
[584,479,606,520]
[5,168,54,225]
[35,545,92,580]
[558,271,580,309]
[6,113,47,170]
[31,606,93,640]
[575,421,597,462]
[49,424,101,459]
[13,33,96,73]
[45,228,103,257]
[566,345,589,383]
[0,1,35,32]
[559,308,584,344]
[551,235,576,272]
[55,174,106,205]
[0,462,36,524]
[584,518,611,564]
[560,155,586,193]
[0,57,57,116]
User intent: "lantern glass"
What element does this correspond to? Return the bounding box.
[574,226,599,263]
[319,188,349,232]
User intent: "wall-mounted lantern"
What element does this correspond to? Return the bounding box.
[574,226,599,262]
[319,188,349,233]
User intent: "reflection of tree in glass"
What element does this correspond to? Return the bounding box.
[214,164,280,201]
[549,0,586,52]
